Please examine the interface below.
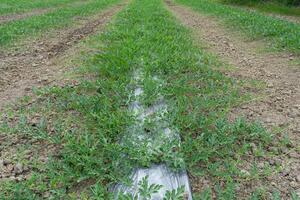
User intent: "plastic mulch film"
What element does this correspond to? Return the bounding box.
[113,164,192,199]
[113,71,193,199]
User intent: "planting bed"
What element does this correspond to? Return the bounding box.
[0,0,299,199]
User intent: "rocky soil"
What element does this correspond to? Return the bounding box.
[0,135,57,182]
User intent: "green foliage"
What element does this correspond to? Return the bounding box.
[138,176,163,199]
[176,0,300,53]
[117,176,185,200]
[222,0,300,6]
[163,186,186,200]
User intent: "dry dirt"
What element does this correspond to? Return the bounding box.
[166,1,300,199]
[0,3,124,110]
[0,2,125,187]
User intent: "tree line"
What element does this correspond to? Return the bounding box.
[222,0,300,6]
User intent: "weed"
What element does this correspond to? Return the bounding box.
[117,176,185,200]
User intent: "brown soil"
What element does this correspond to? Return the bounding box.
[166,1,300,199]
[0,9,51,24]
[0,134,58,182]
[0,3,124,110]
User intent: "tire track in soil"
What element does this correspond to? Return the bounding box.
[0,0,90,25]
[0,9,51,24]
[166,1,300,199]
[270,14,300,24]
[231,6,300,25]
[0,2,125,110]
[261,12,300,24]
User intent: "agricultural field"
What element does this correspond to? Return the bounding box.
[0,0,299,199]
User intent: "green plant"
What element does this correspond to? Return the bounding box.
[163,186,186,200]
[117,176,185,200]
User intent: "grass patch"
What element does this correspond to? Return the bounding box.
[0,0,120,47]
[176,0,300,53]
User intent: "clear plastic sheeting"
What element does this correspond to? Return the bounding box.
[113,164,192,200]
[113,69,193,199]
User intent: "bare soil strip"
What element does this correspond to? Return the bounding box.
[0,9,51,24]
[229,5,300,24]
[0,0,90,25]
[166,1,300,198]
[0,3,125,110]
[245,7,300,24]
[265,13,300,24]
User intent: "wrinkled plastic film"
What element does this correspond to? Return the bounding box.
[113,70,193,199]
[113,164,192,199]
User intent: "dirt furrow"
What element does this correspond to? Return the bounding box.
[0,0,91,25]
[0,3,125,109]
[256,10,300,24]
[166,1,300,199]
[234,6,300,24]
[265,13,300,24]
[0,9,51,25]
